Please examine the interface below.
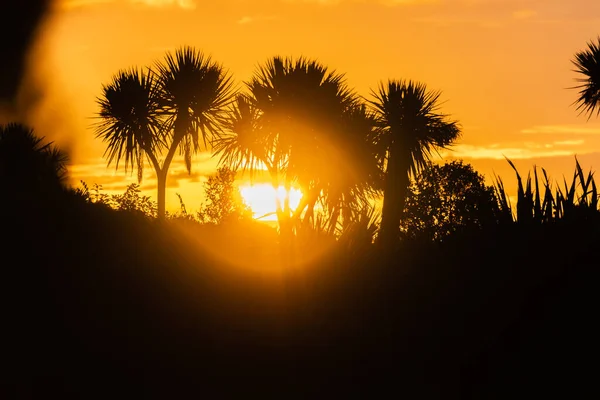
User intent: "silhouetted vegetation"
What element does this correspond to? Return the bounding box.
[0,123,68,199]
[77,181,158,218]
[196,166,252,224]
[369,80,461,247]
[401,160,498,241]
[95,46,235,219]
[2,40,599,398]
[572,36,600,118]
[213,56,380,236]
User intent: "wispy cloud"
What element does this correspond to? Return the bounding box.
[554,139,585,146]
[69,154,216,193]
[411,15,503,28]
[131,0,196,9]
[58,0,196,10]
[284,0,438,5]
[441,143,587,161]
[58,0,115,10]
[521,125,600,135]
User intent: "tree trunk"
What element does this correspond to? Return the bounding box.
[156,139,180,220]
[379,147,411,249]
[157,170,167,220]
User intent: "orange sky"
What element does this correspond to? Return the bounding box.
[17,0,600,212]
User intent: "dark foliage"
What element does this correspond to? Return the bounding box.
[196,166,252,224]
[369,79,461,247]
[2,38,600,397]
[0,123,69,200]
[572,36,600,119]
[402,160,498,241]
[2,158,596,399]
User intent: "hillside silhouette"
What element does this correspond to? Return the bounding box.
[1,39,600,398]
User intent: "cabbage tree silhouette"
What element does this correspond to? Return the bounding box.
[214,57,378,232]
[368,80,460,248]
[572,36,600,119]
[95,68,163,183]
[95,47,235,219]
[0,123,68,197]
[315,103,381,234]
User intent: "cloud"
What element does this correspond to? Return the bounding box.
[441,143,586,160]
[521,125,600,135]
[131,0,196,9]
[57,0,196,10]
[411,15,502,28]
[69,152,217,192]
[58,0,115,10]
[554,139,585,146]
[284,0,438,5]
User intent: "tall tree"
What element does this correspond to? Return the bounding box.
[95,68,163,185]
[572,36,600,119]
[369,80,461,247]
[213,56,377,232]
[315,103,382,234]
[95,47,235,219]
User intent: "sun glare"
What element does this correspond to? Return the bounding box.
[239,184,303,221]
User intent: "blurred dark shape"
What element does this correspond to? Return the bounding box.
[0,122,68,197]
[0,1,51,103]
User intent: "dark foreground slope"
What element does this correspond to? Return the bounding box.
[2,191,598,399]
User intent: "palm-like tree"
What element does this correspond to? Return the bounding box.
[369,80,461,247]
[95,68,163,183]
[315,103,382,234]
[155,47,235,176]
[214,93,269,178]
[0,123,69,193]
[572,36,600,119]
[213,56,376,232]
[249,56,355,223]
[95,46,235,219]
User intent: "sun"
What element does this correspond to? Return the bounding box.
[239,184,303,221]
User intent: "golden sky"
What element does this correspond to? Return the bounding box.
[20,0,600,212]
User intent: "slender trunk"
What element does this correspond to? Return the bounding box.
[157,170,167,220]
[146,151,162,219]
[298,187,319,223]
[328,206,340,235]
[379,146,411,249]
[292,195,308,222]
[156,139,180,220]
[305,195,318,224]
[283,179,291,216]
[270,169,283,226]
